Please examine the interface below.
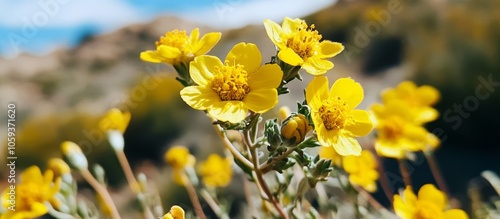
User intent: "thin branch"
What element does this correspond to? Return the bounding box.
[425,153,450,196]
[181,173,207,219]
[80,169,121,219]
[398,159,412,187]
[116,150,140,193]
[245,130,288,219]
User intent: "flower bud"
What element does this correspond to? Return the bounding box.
[107,130,125,151]
[281,113,311,145]
[61,141,88,171]
[163,205,185,219]
[47,158,71,178]
[264,119,282,150]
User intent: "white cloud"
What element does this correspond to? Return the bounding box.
[0,0,143,28]
[176,0,336,29]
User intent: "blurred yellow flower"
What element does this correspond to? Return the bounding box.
[164,146,195,170]
[1,166,61,219]
[140,28,221,66]
[278,106,291,121]
[371,101,440,159]
[394,184,469,219]
[306,76,373,156]
[46,158,71,178]
[319,146,342,167]
[162,205,185,219]
[382,81,440,124]
[99,108,131,134]
[180,42,283,123]
[281,113,311,144]
[263,17,344,75]
[199,154,233,187]
[342,150,379,192]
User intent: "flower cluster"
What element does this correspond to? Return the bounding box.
[371,81,441,159]
[4,16,484,219]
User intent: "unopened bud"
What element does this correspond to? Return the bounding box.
[281,114,311,145]
[107,130,125,151]
[61,141,88,171]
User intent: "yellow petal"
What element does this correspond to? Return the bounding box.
[23,202,49,218]
[345,109,373,137]
[334,135,361,156]
[209,101,248,123]
[243,89,278,113]
[418,184,446,209]
[282,17,302,34]
[393,194,416,219]
[140,51,163,63]
[190,55,221,86]
[306,76,329,110]
[443,209,469,219]
[248,64,283,89]
[329,78,364,109]
[158,45,181,59]
[263,19,285,47]
[343,155,360,173]
[225,42,262,74]
[189,28,200,45]
[301,57,333,75]
[415,107,439,124]
[374,139,406,159]
[318,41,344,58]
[417,85,440,106]
[193,32,221,56]
[21,166,43,183]
[278,48,304,66]
[180,86,221,110]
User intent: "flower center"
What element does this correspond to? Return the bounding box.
[286,22,322,59]
[155,29,190,52]
[318,97,350,130]
[382,116,405,139]
[211,61,250,101]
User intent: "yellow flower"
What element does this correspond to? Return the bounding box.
[281,113,312,145]
[99,108,131,151]
[140,28,221,66]
[371,101,440,159]
[306,76,373,156]
[180,42,283,123]
[162,205,185,219]
[164,146,195,170]
[342,150,379,192]
[319,146,342,167]
[199,154,232,187]
[393,184,469,219]
[1,166,61,219]
[99,108,131,134]
[382,81,441,124]
[263,17,344,75]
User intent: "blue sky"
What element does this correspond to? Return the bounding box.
[0,0,334,58]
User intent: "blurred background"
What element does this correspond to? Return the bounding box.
[1,0,500,217]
